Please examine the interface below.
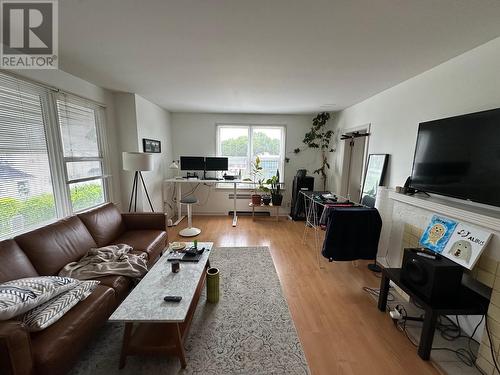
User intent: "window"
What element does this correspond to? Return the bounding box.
[56,95,106,211]
[0,73,109,239]
[217,124,285,185]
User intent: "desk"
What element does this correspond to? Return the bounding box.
[164,178,265,227]
[378,268,490,360]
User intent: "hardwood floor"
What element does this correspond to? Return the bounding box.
[168,216,440,375]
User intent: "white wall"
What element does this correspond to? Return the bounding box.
[13,69,123,208]
[135,95,173,212]
[169,113,325,215]
[114,93,173,212]
[114,93,139,210]
[329,36,500,194]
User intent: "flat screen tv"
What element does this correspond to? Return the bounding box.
[410,107,500,208]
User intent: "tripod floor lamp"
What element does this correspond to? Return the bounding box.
[122,152,155,212]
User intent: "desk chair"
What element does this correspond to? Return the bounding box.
[179,195,201,237]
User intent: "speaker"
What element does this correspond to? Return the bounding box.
[401,248,463,301]
[290,175,314,220]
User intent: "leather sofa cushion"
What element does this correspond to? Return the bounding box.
[30,285,115,375]
[0,240,38,283]
[93,275,131,302]
[121,212,166,230]
[15,216,97,276]
[111,230,167,265]
[78,203,126,247]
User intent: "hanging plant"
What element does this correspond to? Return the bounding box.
[295,112,335,190]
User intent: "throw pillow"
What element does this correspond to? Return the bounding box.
[22,280,99,331]
[0,276,79,320]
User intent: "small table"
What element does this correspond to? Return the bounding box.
[377,268,490,360]
[249,202,280,222]
[109,242,213,369]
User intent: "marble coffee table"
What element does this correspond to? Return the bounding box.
[109,242,213,369]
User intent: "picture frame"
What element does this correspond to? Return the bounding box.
[360,154,389,207]
[142,138,161,153]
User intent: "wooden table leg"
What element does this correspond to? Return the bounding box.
[119,323,133,369]
[174,323,187,368]
[418,309,438,360]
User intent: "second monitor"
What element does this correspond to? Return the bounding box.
[205,157,228,171]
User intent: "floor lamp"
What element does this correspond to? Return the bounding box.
[122,152,155,212]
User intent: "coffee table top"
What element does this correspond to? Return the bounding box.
[109,242,213,323]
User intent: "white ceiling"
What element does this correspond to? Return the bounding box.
[59,0,500,114]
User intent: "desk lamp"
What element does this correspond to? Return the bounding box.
[169,160,181,179]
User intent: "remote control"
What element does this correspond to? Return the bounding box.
[164,296,182,302]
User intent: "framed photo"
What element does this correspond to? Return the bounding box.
[143,138,161,153]
[360,154,389,207]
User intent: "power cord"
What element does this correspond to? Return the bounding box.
[363,284,496,374]
[196,183,213,206]
[362,286,395,302]
[396,309,489,373]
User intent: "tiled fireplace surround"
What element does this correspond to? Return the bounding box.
[375,188,500,375]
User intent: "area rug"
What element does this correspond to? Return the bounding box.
[69,246,310,374]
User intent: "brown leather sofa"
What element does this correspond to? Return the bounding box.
[0,203,167,375]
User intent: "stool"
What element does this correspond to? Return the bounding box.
[179,195,201,237]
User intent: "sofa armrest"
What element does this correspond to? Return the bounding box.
[121,212,167,231]
[0,320,33,375]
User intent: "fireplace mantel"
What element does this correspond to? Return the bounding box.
[388,191,500,233]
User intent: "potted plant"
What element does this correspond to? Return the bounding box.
[293,112,335,190]
[261,193,271,205]
[246,156,263,205]
[266,170,283,206]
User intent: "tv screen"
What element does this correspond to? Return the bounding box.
[180,156,205,171]
[410,107,500,207]
[205,157,228,171]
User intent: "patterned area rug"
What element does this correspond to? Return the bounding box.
[69,246,310,375]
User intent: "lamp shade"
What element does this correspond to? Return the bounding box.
[169,160,179,169]
[122,152,154,171]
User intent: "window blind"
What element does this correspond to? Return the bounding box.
[56,94,106,212]
[0,73,56,237]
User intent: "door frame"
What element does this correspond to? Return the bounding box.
[338,123,371,198]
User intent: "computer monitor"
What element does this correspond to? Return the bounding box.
[180,156,205,170]
[205,157,228,171]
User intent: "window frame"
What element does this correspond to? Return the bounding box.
[216,123,286,189]
[0,72,110,239]
[55,93,110,213]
